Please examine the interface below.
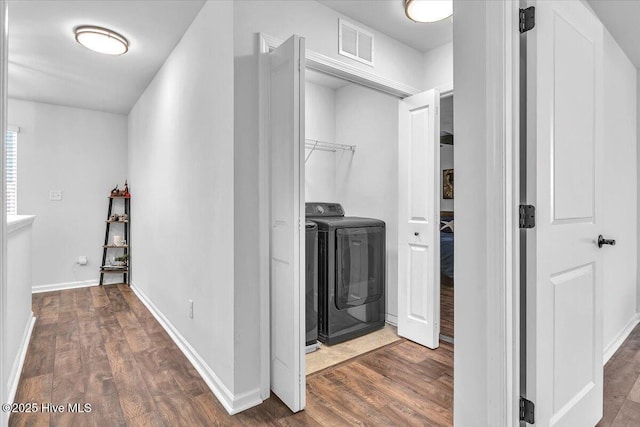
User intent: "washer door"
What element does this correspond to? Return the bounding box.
[335,226,385,310]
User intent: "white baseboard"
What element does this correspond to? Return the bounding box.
[7,314,35,404]
[32,279,98,294]
[604,313,640,364]
[130,282,261,415]
[386,313,398,326]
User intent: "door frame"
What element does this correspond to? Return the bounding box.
[0,0,8,424]
[482,1,521,425]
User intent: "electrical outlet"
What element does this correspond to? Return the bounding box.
[49,190,63,201]
[189,300,194,319]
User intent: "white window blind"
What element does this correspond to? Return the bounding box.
[6,130,17,215]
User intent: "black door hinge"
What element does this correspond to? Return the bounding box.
[519,7,535,33]
[520,397,535,424]
[519,205,535,229]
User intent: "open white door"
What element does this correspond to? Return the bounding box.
[525,1,604,425]
[397,89,440,349]
[269,35,305,413]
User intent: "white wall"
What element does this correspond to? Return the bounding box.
[423,41,453,91]
[233,0,429,398]
[128,0,237,403]
[601,29,637,352]
[453,0,490,424]
[8,99,127,288]
[5,217,34,402]
[440,144,454,212]
[333,83,399,322]
[305,81,337,202]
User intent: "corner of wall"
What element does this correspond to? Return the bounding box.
[422,41,454,91]
[637,67,640,314]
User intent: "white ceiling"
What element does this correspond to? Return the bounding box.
[586,1,640,69]
[318,0,452,53]
[8,0,205,115]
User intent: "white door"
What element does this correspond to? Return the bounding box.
[397,89,440,349]
[269,35,306,413]
[525,1,604,425]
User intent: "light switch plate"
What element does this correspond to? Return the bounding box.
[49,190,63,201]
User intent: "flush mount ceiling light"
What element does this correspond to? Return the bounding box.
[74,26,129,55]
[405,0,453,23]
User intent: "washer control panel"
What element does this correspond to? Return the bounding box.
[305,202,344,217]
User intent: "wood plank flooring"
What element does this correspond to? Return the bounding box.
[10,285,453,426]
[440,283,454,339]
[599,323,640,426]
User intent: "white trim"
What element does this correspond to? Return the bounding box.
[32,280,97,294]
[258,33,271,400]
[604,314,640,364]
[7,124,18,133]
[385,314,398,326]
[259,33,420,99]
[130,283,261,415]
[7,314,35,404]
[484,1,520,426]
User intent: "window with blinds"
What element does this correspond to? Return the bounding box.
[6,130,17,215]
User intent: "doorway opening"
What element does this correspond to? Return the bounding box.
[439,93,454,343]
[261,33,455,414]
[303,70,456,373]
[303,68,403,375]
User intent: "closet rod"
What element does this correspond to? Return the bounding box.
[304,139,356,152]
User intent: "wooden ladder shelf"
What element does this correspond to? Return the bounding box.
[99,195,130,285]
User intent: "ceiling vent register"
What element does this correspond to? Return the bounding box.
[338,19,374,67]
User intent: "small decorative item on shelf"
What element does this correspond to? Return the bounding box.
[109,213,119,221]
[109,180,131,198]
[114,254,129,267]
[123,180,130,197]
[118,214,128,221]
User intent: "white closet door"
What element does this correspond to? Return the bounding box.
[269,35,306,413]
[397,89,440,349]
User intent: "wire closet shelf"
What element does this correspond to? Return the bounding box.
[305,139,356,163]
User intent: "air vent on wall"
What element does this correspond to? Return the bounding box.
[339,19,374,67]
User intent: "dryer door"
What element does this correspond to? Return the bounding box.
[335,226,385,310]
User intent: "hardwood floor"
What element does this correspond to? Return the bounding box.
[599,323,640,426]
[440,283,454,339]
[10,285,453,426]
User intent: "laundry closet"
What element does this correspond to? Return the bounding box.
[303,69,400,373]
[302,68,455,373]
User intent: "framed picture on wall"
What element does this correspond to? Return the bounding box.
[443,169,454,199]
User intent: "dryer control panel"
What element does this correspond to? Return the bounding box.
[305,202,344,217]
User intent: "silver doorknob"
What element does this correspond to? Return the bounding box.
[597,235,616,248]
